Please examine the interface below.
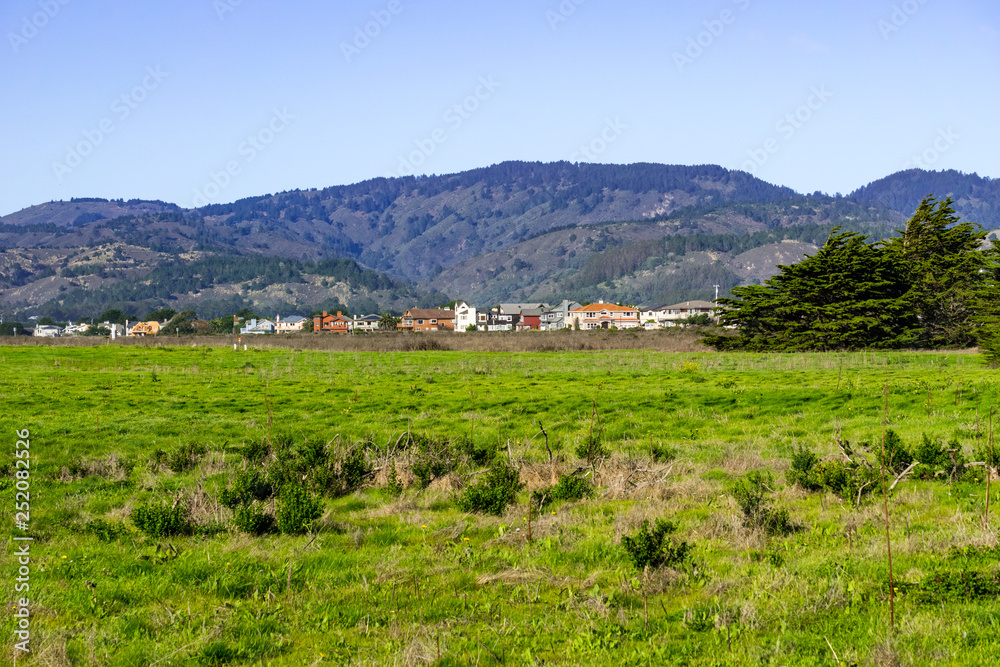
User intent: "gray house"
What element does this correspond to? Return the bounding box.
[540,300,583,330]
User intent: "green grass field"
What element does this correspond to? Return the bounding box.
[2,344,1000,666]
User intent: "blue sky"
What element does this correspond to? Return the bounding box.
[2,0,997,215]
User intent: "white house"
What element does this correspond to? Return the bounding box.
[352,314,381,333]
[62,322,92,336]
[455,301,478,331]
[642,301,718,328]
[240,319,276,335]
[33,325,62,337]
[275,315,306,333]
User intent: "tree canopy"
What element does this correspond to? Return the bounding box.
[705,196,989,352]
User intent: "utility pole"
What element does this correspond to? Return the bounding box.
[713,285,720,301]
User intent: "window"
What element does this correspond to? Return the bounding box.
[430,319,437,324]
[417,319,424,324]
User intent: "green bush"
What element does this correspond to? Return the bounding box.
[650,443,676,463]
[233,502,275,536]
[457,437,497,467]
[533,472,592,508]
[729,471,795,536]
[132,502,193,538]
[621,519,692,570]
[85,518,130,541]
[786,444,881,502]
[242,438,270,464]
[574,438,607,462]
[168,442,207,473]
[220,468,272,509]
[338,447,372,494]
[275,486,322,535]
[878,430,913,475]
[786,445,821,491]
[457,461,523,515]
[386,460,403,497]
[914,434,957,479]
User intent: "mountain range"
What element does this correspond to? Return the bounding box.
[1,162,997,322]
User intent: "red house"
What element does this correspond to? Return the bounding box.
[314,311,350,333]
[516,307,544,331]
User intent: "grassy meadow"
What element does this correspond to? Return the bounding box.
[2,342,999,666]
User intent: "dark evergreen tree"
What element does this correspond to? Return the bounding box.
[705,229,911,351]
[881,196,986,348]
[706,196,988,352]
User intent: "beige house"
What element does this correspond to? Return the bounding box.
[129,321,161,336]
[642,301,718,328]
[567,303,641,330]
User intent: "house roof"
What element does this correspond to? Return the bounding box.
[497,303,549,314]
[660,300,717,310]
[355,314,380,322]
[404,309,455,319]
[279,316,306,324]
[520,308,544,317]
[569,303,638,313]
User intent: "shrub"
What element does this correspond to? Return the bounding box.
[621,519,692,570]
[457,437,497,467]
[914,434,957,479]
[574,438,607,462]
[878,430,913,475]
[85,518,129,541]
[233,502,275,536]
[457,461,523,515]
[167,442,207,473]
[386,460,403,497]
[220,468,272,509]
[132,502,193,538]
[551,472,592,501]
[338,447,372,494]
[412,459,450,489]
[532,472,592,508]
[786,445,821,491]
[729,471,795,536]
[242,438,270,464]
[275,486,322,534]
[785,444,881,502]
[149,448,168,471]
[650,443,676,463]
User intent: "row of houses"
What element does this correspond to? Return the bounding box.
[14,300,717,338]
[391,300,718,333]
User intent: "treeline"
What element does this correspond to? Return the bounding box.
[851,169,1000,228]
[193,161,797,227]
[26,255,415,322]
[563,220,898,295]
[706,196,1000,353]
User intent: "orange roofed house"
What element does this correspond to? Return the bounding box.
[568,303,641,330]
[398,308,456,332]
[314,311,351,333]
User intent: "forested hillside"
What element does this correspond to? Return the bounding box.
[0,163,996,320]
[850,170,1000,229]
